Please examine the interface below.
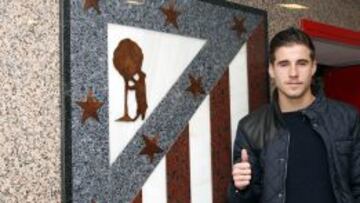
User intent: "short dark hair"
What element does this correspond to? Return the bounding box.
[269,27,315,64]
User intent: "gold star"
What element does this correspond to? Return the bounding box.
[160,0,181,29]
[84,0,101,14]
[186,74,205,96]
[76,89,103,124]
[139,134,163,163]
[231,16,246,39]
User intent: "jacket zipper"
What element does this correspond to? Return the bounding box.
[311,123,340,202]
[283,131,290,203]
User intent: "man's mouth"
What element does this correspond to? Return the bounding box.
[287,82,302,85]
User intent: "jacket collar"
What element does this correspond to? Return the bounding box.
[271,86,327,128]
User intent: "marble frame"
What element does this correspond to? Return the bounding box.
[61,0,268,202]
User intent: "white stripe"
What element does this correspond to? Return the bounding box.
[229,43,249,160]
[142,158,167,203]
[189,96,213,203]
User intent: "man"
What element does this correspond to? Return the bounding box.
[228,27,360,203]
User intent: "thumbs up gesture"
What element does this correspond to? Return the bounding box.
[232,149,252,190]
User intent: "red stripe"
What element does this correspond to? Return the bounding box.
[301,19,360,46]
[210,69,232,203]
[166,126,191,202]
[247,18,269,112]
[132,191,142,203]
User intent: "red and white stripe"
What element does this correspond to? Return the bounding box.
[133,43,249,203]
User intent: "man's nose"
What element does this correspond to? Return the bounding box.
[289,65,299,77]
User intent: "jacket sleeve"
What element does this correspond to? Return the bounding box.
[228,121,262,203]
[351,112,360,202]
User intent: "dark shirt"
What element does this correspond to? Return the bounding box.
[282,111,336,203]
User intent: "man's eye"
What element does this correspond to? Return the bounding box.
[298,60,309,66]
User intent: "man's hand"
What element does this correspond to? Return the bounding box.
[232,149,252,190]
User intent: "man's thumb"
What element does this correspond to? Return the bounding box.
[241,149,249,162]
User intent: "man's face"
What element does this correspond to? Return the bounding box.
[269,44,316,100]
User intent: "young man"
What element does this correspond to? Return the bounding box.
[228,27,360,203]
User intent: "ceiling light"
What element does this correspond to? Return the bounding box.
[126,0,145,5]
[277,3,309,10]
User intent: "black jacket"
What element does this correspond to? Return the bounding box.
[228,90,360,203]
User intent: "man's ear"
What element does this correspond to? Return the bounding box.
[268,64,274,79]
[311,60,317,76]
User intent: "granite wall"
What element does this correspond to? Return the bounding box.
[230,0,360,39]
[0,0,358,202]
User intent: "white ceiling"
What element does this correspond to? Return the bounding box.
[313,38,360,67]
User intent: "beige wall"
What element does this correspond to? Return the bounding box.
[0,1,61,202]
[0,1,358,202]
